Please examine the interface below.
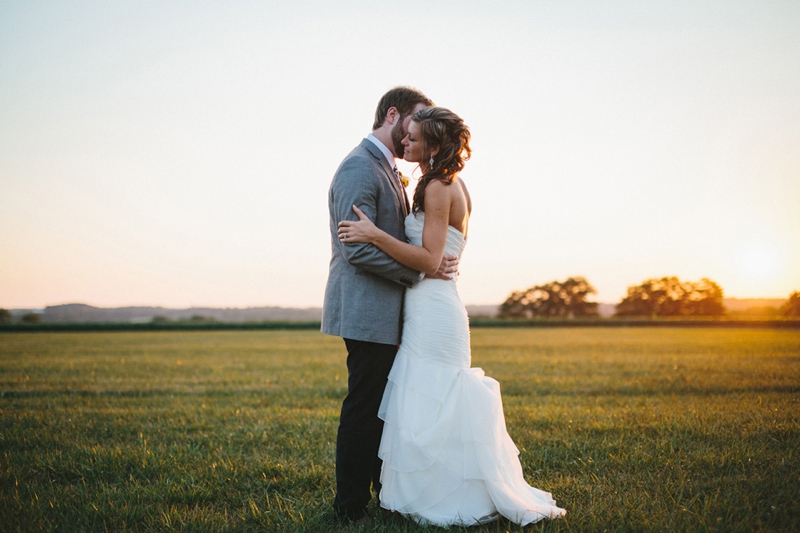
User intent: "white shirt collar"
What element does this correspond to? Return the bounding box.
[366,133,396,168]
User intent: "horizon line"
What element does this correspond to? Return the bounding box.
[2,295,793,311]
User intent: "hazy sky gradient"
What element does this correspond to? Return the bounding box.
[2,0,799,308]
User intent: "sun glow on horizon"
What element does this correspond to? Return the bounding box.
[739,242,782,281]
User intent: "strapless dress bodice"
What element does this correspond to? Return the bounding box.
[404,212,466,259]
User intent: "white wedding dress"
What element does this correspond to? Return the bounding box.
[378,212,566,527]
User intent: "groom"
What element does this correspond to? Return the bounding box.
[322,86,457,523]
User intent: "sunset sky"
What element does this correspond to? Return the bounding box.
[2,1,798,309]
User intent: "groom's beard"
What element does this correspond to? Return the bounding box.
[391,118,407,159]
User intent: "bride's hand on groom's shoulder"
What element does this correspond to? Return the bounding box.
[338,205,377,244]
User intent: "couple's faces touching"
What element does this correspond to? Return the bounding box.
[402,118,439,168]
[390,102,427,158]
[402,120,423,164]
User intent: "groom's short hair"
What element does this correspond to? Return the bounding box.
[372,86,433,130]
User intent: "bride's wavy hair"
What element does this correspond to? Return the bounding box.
[411,107,472,213]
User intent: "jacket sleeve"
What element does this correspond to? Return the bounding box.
[330,156,420,288]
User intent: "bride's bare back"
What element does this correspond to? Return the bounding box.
[449,177,471,237]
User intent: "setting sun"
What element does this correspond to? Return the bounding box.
[739,242,782,282]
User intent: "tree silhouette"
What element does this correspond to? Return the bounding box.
[615,277,725,317]
[0,308,11,323]
[683,278,726,316]
[500,277,599,318]
[21,312,42,324]
[780,291,800,317]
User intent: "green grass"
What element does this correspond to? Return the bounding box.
[1,328,798,532]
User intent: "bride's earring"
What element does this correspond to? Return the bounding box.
[429,154,435,168]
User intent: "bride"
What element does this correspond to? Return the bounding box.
[337,107,566,527]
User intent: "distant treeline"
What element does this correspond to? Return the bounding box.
[500,276,799,319]
[0,304,323,325]
[470,317,800,329]
[2,281,797,328]
[0,321,323,332]
[3,317,800,333]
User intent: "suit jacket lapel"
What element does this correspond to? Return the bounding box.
[361,139,409,215]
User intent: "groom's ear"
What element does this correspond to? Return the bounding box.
[384,106,399,126]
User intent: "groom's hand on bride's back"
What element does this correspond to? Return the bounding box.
[426,253,459,280]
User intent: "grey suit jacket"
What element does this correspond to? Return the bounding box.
[321,138,420,345]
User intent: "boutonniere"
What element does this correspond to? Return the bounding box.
[398,171,409,188]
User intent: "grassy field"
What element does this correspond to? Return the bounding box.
[1,328,798,532]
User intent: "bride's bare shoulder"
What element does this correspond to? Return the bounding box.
[425,177,470,215]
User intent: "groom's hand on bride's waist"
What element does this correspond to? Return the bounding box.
[426,253,459,281]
